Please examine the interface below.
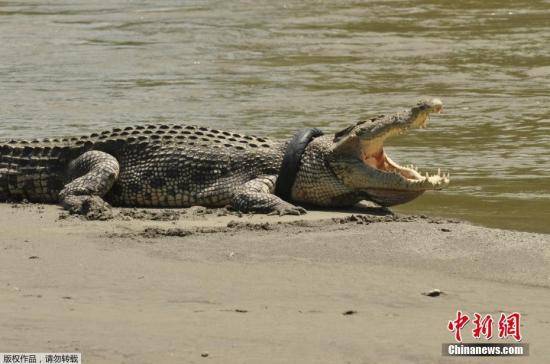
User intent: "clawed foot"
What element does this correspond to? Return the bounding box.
[61,195,114,220]
[268,203,307,216]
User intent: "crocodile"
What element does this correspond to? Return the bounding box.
[0,99,449,216]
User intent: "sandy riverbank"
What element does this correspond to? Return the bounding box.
[0,203,548,363]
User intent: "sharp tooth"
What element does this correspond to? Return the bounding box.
[425,172,429,178]
[437,168,441,176]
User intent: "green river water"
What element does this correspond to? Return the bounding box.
[1,1,549,233]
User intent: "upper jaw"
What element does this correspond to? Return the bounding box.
[357,98,444,142]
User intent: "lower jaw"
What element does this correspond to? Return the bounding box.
[365,188,425,207]
[364,149,423,181]
[362,150,436,206]
[382,152,424,180]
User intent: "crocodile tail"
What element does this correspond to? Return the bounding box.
[0,141,67,203]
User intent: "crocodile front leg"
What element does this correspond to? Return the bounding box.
[231,175,307,215]
[59,151,119,217]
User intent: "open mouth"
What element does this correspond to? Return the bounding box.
[361,105,449,190]
[363,147,449,186]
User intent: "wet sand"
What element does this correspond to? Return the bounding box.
[0,203,548,363]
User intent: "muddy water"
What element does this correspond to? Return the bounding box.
[1,1,549,233]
